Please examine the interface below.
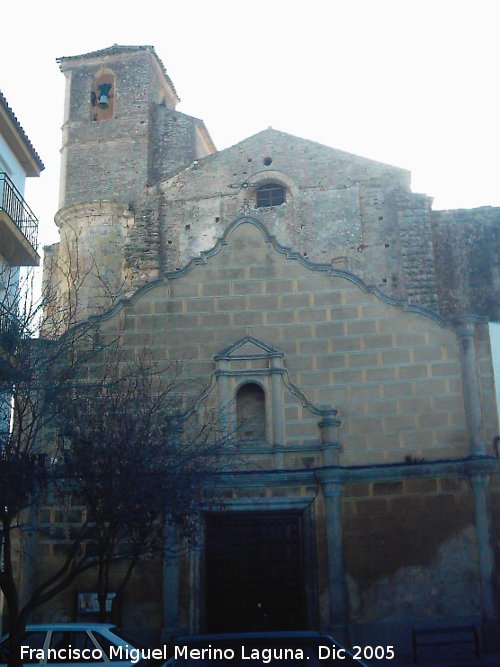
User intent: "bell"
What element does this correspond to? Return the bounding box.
[98,94,109,109]
[97,83,112,109]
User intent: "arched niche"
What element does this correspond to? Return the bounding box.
[91,69,115,121]
[236,382,267,442]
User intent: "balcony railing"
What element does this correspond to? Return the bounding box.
[0,172,38,251]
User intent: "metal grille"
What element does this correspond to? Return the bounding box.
[0,173,38,251]
[255,183,285,208]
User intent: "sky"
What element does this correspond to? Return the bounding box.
[2,0,500,250]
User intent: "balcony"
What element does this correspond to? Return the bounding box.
[0,172,39,266]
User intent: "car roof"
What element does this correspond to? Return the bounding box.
[174,631,335,642]
[25,624,116,631]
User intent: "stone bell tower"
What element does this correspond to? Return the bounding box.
[45,45,216,323]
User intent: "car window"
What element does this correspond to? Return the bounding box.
[92,633,124,661]
[48,631,103,663]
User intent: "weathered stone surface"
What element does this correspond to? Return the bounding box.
[347,526,480,621]
[431,207,500,319]
[58,46,214,210]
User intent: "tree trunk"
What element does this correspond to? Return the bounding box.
[2,526,24,667]
[7,626,25,667]
[96,554,109,622]
[110,592,121,626]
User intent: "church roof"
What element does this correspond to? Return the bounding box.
[56,44,179,101]
[234,128,410,176]
[158,126,411,192]
[0,90,45,175]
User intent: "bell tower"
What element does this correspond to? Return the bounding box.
[47,45,216,324]
[57,44,181,209]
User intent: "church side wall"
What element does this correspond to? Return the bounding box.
[149,107,205,184]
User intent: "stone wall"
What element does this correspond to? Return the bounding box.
[343,477,478,621]
[148,130,446,316]
[58,48,214,210]
[491,473,500,594]
[59,50,158,208]
[53,46,500,332]
[32,211,500,640]
[46,202,135,324]
[53,109,500,326]
[431,207,500,320]
[149,107,208,185]
[96,219,497,465]
[155,130,410,282]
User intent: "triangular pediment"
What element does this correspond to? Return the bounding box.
[215,336,283,361]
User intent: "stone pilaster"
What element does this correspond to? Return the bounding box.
[161,522,180,641]
[270,357,285,468]
[188,521,203,633]
[319,411,342,466]
[455,316,487,457]
[317,475,348,639]
[216,360,230,438]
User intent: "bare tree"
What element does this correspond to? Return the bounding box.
[59,353,231,621]
[0,260,102,667]
[0,259,234,664]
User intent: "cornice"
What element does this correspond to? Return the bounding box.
[86,216,453,329]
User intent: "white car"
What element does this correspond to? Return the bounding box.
[0,623,156,667]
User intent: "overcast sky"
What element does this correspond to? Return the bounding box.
[2,0,500,249]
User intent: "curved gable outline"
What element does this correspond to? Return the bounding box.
[86,215,450,327]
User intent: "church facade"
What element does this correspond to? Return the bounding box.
[39,45,500,654]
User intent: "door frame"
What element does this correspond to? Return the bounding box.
[195,496,318,632]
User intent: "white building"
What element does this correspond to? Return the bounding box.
[0,90,43,635]
[0,91,43,434]
[0,90,43,268]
